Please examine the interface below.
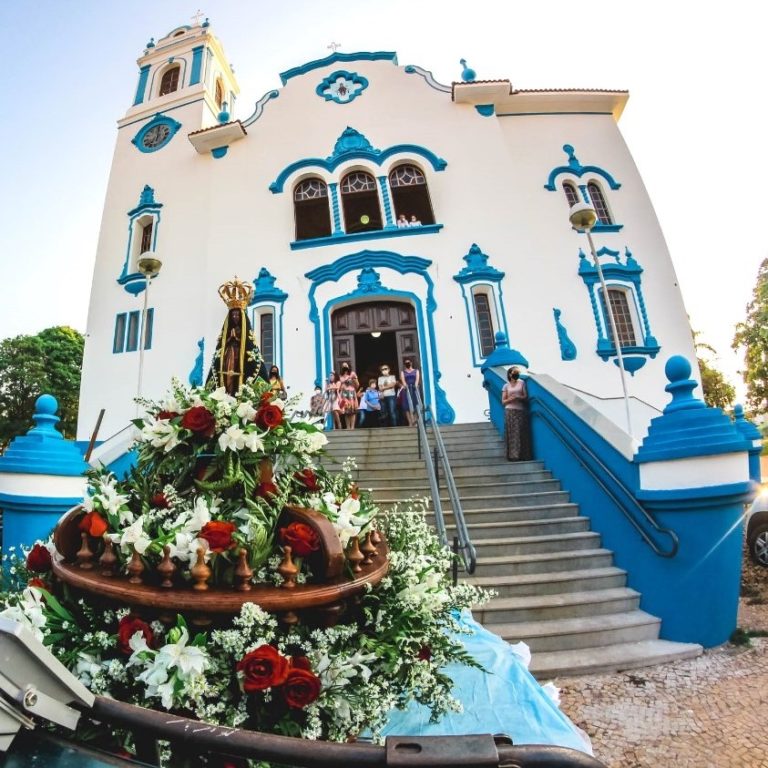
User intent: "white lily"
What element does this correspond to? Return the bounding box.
[243,430,265,453]
[236,401,257,421]
[112,516,151,555]
[219,425,246,452]
[157,627,210,677]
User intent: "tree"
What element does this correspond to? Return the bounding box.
[693,333,736,411]
[733,257,768,416]
[0,326,84,448]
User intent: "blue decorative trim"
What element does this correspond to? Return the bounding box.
[377,176,395,228]
[251,267,288,304]
[636,481,753,507]
[280,51,397,85]
[614,355,646,374]
[0,492,85,509]
[544,144,622,191]
[577,246,660,361]
[403,65,451,93]
[636,356,751,463]
[134,65,151,105]
[459,59,476,82]
[592,224,624,233]
[553,308,577,361]
[119,186,163,290]
[127,184,163,217]
[290,223,443,250]
[189,338,204,386]
[211,146,228,159]
[475,104,495,117]
[242,89,280,127]
[0,395,88,476]
[480,332,529,371]
[304,250,454,424]
[269,127,447,193]
[316,70,369,104]
[328,183,343,234]
[190,45,204,85]
[453,243,505,284]
[131,114,182,153]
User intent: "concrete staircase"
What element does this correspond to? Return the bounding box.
[321,422,702,679]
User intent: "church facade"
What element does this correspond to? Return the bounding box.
[77,19,696,440]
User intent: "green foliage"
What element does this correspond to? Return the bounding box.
[692,330,736,411]
[0,326,83,447]
[733,257,768,415]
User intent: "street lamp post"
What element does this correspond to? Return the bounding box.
[568,202,633,437]
[136,256,162,416]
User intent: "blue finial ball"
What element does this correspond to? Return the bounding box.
[459,58,476,82]
[665,355,691,383]
[494,331,508,345]
[35,394,58,416]
[734,404,744,418]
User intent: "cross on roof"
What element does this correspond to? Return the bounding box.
[327,42,341,52]
[192,9,204,25]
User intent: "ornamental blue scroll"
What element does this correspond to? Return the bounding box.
[305,250,455,424]
[316,70,369,104]
[131,113,182,154]
[453,244,510,368]
[249,268,288,376]
[117,185,163,295]
[578,246,659,373]
[552,309,577,361]
[188,338,204,386]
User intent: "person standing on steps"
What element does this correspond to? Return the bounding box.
[377,364,397,427]
[501,366,531,461]
[399,359,420,427]
[338,363,359,430]
[324,372,342,431]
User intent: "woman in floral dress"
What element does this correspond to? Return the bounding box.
[338,363,359,430]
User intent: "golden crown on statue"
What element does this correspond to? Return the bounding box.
[218,277,253,309]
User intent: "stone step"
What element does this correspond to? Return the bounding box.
[468,566,627,598]
[376,480,563,504]
[430,503,582,526]
[472,531,601,558]
[419,491,572,512]
[472,548,615,577]
[487,611,662,653]
[447,516,589,540]
[475,587,641,624]
[363,473,556,493]
[351,461,545,481]
[528,639,703,679]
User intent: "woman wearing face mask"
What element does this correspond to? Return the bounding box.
[501,367,531,461]
[399,359,421,427]
[338,362,359,430]
[268,365,287,400]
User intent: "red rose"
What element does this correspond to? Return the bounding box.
[260,392,273,405]
[255,482,279,499]
[282,667,321,709]
[199,520,237,552]
[181,406,216,438]
[294,469,319,492]
[26,543,52,573]
[291,655,312,671]
[279,522,320,558]
[418,645,432,661]
[151,493,170,508]
[28,577,48,590]
[156,410,178,420]
[79,511,108,538]
[236,645,290,692]
[255,404,283,430]
[117,615,154,655]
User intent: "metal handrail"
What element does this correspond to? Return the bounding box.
[531,395,679,558]
[84,695,608,767]
[406,386,476,575]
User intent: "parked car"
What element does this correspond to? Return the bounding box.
[747,489,768,566]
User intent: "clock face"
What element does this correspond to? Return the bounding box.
[142,124,171,149]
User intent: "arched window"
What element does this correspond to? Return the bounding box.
[130,214,156,271]
[563,181,580,208]
[603,288,637,348]
[159,66,181,96]
[340,171,382,233]
[587,182,612,225]
[294,178,332,241]
[214,79,224,110]
[389,164,435,226]
[472,290,496,357]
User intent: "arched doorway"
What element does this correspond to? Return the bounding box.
[331,300,419,386]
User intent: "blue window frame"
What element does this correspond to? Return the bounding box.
[113,313,127,353]
[113,309,154,354]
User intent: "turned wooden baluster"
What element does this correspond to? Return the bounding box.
[156,545,176,588]
[191,547,211,591]
[234,548,253,592]
[76,532,94,570]
[360,531,377,565]
[347,536,364,574]
[370,528,382,546]
[127,548,144,584]
[98,538,117,576]
[278,545,298,589]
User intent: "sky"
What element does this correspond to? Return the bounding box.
[1,0,766,400]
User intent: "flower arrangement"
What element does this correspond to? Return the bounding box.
[0,374,489,756]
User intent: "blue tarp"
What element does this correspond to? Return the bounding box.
[380,613,591,754]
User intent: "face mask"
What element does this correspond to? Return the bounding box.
[510,372,520,380]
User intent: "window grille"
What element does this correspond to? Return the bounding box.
[587,182,612,225]
[563,182,580,208]
[473,293,496,357]
[159,67,180,96]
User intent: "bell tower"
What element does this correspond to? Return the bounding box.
[126,16,239,131]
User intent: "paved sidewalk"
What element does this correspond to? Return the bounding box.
[557,598,768,767]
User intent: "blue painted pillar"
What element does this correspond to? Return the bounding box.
[377,175,395,228]
[0,395,88,554]
[133,65,151,105]
[328,183,343,235]
[635,356,754,647]
[732,404,763,483]
[190,45,205,85]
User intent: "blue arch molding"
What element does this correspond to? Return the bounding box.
[577,245,660,364]
[242,89,280,127]
[304,250,455,424]
[544,144,621,191]
[316,70,369,104]
[250,268,288,375]
[280,51,398,85]
[270,127,447,193]
[403,65,451,93]
[131,113,182,154]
